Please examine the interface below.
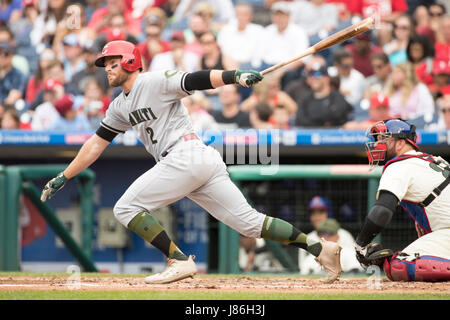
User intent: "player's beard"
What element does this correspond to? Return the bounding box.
[108,71,129,87]
[384,140,398,163]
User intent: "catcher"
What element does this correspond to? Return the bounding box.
[355,118,450,282]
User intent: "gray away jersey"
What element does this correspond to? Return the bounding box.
[100,70,195,161]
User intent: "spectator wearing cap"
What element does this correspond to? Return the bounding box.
[299,218,362,275]
[49,94,90,131]
[331,48,365,107]
[61,33,86,82]
[0,41,26,117]
[217,3,264,70]
[70,42,109,96]
[258,2,309,74]
[149,30,200,73]
[428,59,450,98]
[285,54,327,104]
[344,32,383,77]
[295,64,352,128]
[137,19,171,70]
[30,78,64,131]
[88,0,141,37]
[427,85,450,130]
[343,93,393,130]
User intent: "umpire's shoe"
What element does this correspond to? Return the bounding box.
[145,255,197,284]
[315,238,342,284]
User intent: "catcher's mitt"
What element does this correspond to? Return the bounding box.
[356,243,394,268]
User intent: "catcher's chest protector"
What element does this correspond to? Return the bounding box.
[382,153,450,233]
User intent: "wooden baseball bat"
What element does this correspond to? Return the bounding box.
[261,17,375,75]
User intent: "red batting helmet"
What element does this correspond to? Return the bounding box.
[95,40,142,72]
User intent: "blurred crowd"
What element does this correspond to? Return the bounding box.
[0,0,449,132]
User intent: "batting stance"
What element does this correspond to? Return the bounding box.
[355,118,450,282]
[41,41,342,284]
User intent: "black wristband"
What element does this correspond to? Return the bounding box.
[222,70,236,85]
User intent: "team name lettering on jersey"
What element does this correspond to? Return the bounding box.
[129,107,158,126]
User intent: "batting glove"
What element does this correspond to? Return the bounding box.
[235,70,263,87]
[41,172,68,202]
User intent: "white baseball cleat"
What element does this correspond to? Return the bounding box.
[145,255,197,284]
[314,238,342,284]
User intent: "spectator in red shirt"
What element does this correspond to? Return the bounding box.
[344,32,383,77]
[137,17,171,70]
[354,0,409,47]
[434,15,450,63]
[428,59,450,98]
[88,0,141,37]
[414,5,435,43]
[406,34,435,85]
[353,0,408,23]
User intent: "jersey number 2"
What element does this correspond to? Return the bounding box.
[145,126,157,144]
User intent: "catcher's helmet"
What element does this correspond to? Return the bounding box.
[95,40,142,72]
[365,118,419,168]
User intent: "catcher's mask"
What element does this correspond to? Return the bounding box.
[365,118,419,168]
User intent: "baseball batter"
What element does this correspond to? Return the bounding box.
[355,118,450,281]
[41,40,342,284]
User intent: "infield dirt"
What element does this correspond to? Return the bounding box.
[0,275,448,294]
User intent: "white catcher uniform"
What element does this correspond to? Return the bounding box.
[103,70,266,237]
[378,150,450,260]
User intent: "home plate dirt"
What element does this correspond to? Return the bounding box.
[0,275,449,294]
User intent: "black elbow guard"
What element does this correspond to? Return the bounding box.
[356,191,398,246]
[184,70,213,91]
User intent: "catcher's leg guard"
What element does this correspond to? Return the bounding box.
[414,256,450,282]
[383,252,413,281]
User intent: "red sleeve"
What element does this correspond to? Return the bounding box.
[326,0,361,14]
[87,8,107,30]
[391,0,408,13]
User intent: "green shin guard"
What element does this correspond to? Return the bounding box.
[128,211,188,260]
[261,216,322,257]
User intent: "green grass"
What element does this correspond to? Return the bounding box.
[1,272,448,300]
[0,290,448,300]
